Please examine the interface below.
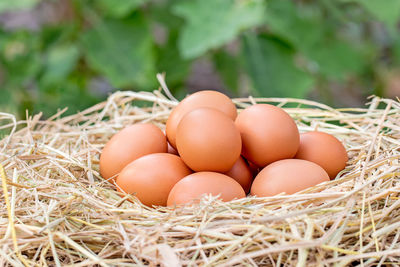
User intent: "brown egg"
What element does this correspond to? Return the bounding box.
[100,124,167,182]
[235,104,300,167]
[166,90,237,148]
[224,157,253,193]
[251,159,329,197]
[167,172,245,206]
[116,153,192,207]
[167,142,179,155]
[176,108,242,172]
[295,131,348,179]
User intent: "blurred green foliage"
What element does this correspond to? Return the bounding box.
[1,0,400,118]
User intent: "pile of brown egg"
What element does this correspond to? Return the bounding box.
[100,91,348,207]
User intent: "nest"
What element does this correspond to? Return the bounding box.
[1,83,400,266]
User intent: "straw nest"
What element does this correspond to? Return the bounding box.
[1,82,400,266]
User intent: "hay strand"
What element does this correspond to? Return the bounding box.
[0,85,400,265]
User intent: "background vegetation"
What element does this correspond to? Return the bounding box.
[1,0,400,118]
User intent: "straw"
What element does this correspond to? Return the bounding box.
[0,77,400,265]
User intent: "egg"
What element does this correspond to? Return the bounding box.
[235,104,300,167]
[295,131,348,179]
[167,172,245,206]
[176,108,242,172]
[251,159,329,197]
[166,90,237,148]
[100,124,167,181]
[116,153,192,206]
[224,157,253,193]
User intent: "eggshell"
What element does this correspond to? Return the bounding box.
[224,157,253,193]
[166,90,237,148]
[116,153,192,207]
[176,108,242,172]
[100,124,167,181]
[295,131,348,179]
[167,172,245,206]
[235,104,300,167]
[251,159,330,197]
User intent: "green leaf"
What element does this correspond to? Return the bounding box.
[156,31,191,91]
[42,45,80,83]
[40,23,80,50]
[94,0,148,18]
[36,74,99,117]
[0,31,42,87]
[0,87,12,107]
[80,15,155,89]
[172,0,266,59]
[0,0,40,12]
[242,34,314,98]
[306,40,365,79]
[265,0,365,79]
[213,50,240,94]
[355,0,400,28]
[264,0,324,51]
[393,37,400,65]
[151,0,185,30]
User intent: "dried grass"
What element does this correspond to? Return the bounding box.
[1,80,400,266]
